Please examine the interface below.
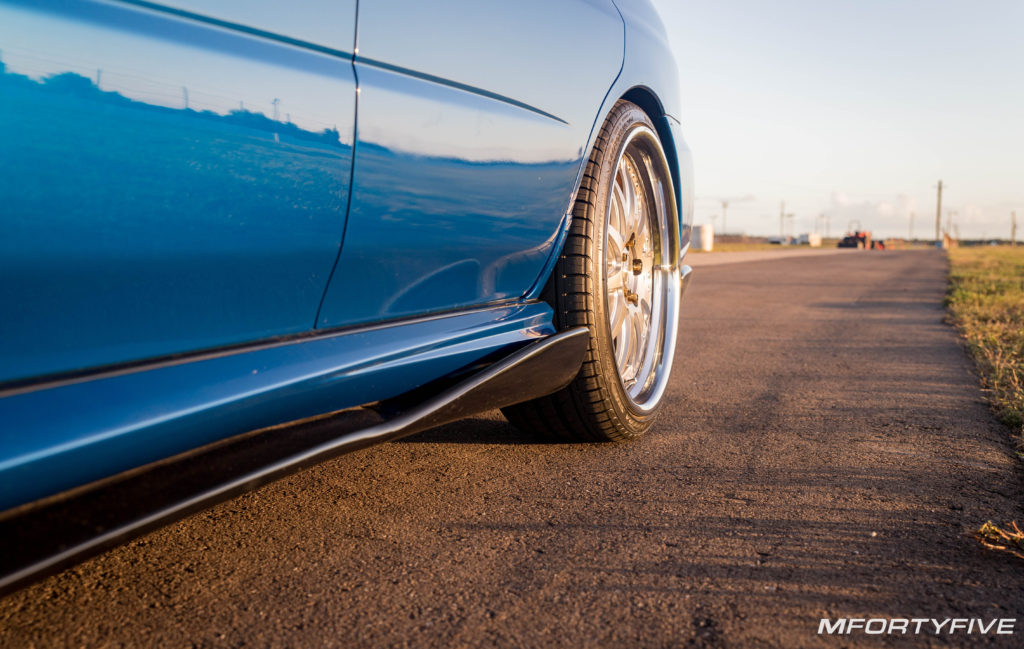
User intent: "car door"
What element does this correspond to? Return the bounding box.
[316,0,624,328]
[0,0,357,383]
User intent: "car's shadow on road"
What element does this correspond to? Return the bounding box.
[398,415,560,445]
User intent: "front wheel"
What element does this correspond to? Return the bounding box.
[502,100,682,441]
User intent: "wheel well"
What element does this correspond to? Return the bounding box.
[534,88,679,307]
[622,87,665,125]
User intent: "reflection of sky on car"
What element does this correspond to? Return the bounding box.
[356,65,581,164]
[0,3,358,379]
[0,3,349,136]
[355,0,621,133]
[1,0,616,164]
[158,0,355,53]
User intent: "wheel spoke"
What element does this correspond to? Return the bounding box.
[630,309,645,361]
[611,179,626,236]
[625,170,638,237]
[606,270,624,292]
[632,191,647,243]
[613,319,627,369]
[618,311,634,370]
[608,291,627,337]
[618,164,634,232]
[607,225,625,261]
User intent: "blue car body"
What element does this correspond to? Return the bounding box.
[0,0,692,512]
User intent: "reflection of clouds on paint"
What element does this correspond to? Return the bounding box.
[359,119,577,163]
[0,4,350,135]
[356,64,580,164]
[0,61,345,150]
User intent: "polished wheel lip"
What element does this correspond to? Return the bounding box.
[603,125,680,413]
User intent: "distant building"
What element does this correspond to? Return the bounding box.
[692,224,714,251]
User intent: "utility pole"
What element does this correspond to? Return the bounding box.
[720,200,729,236]
[934,180,943,243]
[779,201,785,238]
[1013,211,1017,246]
[272,97,280,121]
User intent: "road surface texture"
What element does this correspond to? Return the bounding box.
[3,250,1023,648]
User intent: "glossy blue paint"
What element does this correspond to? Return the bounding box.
[0,0,692,514]
[601,0,694,251]
[0,0,356,382]
[613,0,681,121]
[0,302,555,511]
[132,0,357,54]
[316,0,624,328]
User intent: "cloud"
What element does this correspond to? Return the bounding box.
[827,192,916,234]
[696,193,756,203]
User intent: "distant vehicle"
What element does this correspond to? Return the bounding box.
[797,233,822,247]
[838,231,872,249]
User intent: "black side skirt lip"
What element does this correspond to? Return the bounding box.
[0,327,588,598]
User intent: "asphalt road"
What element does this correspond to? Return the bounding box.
[3,250,1023,648]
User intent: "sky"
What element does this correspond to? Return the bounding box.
[651,0,1024,240]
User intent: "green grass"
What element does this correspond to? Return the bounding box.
[946,246,1024,436]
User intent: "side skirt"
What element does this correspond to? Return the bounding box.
[0,327,588,597]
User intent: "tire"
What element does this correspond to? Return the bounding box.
[502,100,681,441]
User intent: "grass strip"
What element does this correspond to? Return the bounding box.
[946,246,1024,437]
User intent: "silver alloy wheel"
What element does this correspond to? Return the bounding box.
[603,126,680,411]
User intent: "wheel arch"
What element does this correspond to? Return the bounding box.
[526,88,690,304]
[620,86,690,259]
